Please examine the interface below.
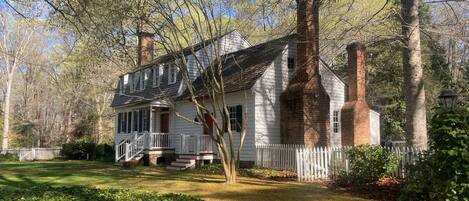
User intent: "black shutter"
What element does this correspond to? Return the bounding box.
[117,113,122,133]
[123,113,127,133]
[133,111,138,131]
[127,112,132,133]
[235,105,243,132]
[138,109,143,132]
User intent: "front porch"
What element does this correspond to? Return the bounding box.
[114,104,216,168]
[115,132,215,166]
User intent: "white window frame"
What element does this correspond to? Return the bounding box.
[168,63,178,85]
[129,74,134,93]
[143,68,151,90]
[332,110,340,134]
[139,71,145,91]
[132,71,142,92]
[153,65,163,87]
[228,106,238,131]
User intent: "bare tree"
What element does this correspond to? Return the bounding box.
[401,0,428,148]
[0,13,37,149]
[146,1,249,184]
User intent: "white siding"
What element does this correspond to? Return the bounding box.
[253,41,347,148]
[370,109,381,145]
[172,90,256,161]
[253,42,293,145]
[318,65,346,146]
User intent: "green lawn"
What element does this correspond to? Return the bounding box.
[0,161,370,201]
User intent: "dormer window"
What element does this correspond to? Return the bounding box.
[288,57,295,69]
[153,65,163,87]
[143,68,151,90]
[132,71,142,92]
[168,63,178,85]
[119,75,129,94]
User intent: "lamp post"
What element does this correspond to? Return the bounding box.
[438,89,457,111]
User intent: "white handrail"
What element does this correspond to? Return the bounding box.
[125,133,145,161]
[115,140,127,162]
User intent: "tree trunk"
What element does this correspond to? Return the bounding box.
[401,0,427,148]
[220,150,237,184]
[2,78,13,150]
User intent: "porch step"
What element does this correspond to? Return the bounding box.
[166,166,185,171]
[166,155,196,171]
[179,155,197,159]
[176,158,195,163]
[171,161,195,168]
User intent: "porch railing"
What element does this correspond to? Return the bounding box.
[115,140,127,161]
[126,133,145,161]
[115,133,215,162]
[180,134,213,154]
[149,133,171,148]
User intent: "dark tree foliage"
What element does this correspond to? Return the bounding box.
[400,106,469,201]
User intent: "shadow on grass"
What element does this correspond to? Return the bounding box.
[0,161,368,201]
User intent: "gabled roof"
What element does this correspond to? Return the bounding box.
[124,30,237,76]
[111,33,348,107]
[178,34,295,100]
[111,31,238,108]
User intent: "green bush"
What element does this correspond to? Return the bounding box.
[61,142,114,161]
[95,144,115,162]
[61,142,96,160]
[0,153,19,161]
[0,185,201,201]
[338,145,399,186]
[400,107,469,201]
[196,163,224,174]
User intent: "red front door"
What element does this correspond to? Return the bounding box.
[203,113,213,135]
[160,113,169,133]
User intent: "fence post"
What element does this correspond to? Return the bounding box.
[32,148,36,160]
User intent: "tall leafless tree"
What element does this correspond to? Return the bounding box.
[401,0,428,148]
[0,13,37,149]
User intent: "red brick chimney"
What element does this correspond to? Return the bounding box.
[341,42,370,146]
[137,32,154,66]
[280,0,330,148]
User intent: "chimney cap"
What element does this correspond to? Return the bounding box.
[346,42,366,52]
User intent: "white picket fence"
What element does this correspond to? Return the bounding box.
[1,148,62,161]
[255,144,299,171]
[255,144,424,182]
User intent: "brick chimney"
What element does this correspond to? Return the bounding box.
[341,42,370,146]
[280,0,330,148]
[137,32,154,66]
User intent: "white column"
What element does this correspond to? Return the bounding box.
[149,106,153,133]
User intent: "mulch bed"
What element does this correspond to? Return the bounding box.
[331,177,401,201]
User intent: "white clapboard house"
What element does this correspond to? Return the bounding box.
[111,30,380,169]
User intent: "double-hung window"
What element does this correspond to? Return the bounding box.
[143,69,151,90]
[168,63,178,85]
[119,75,129,94]
[132,71,143,92]
[225,105,243,132]
[332,110,340,134]
[129,74,134,93]
[153,65,163,87]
